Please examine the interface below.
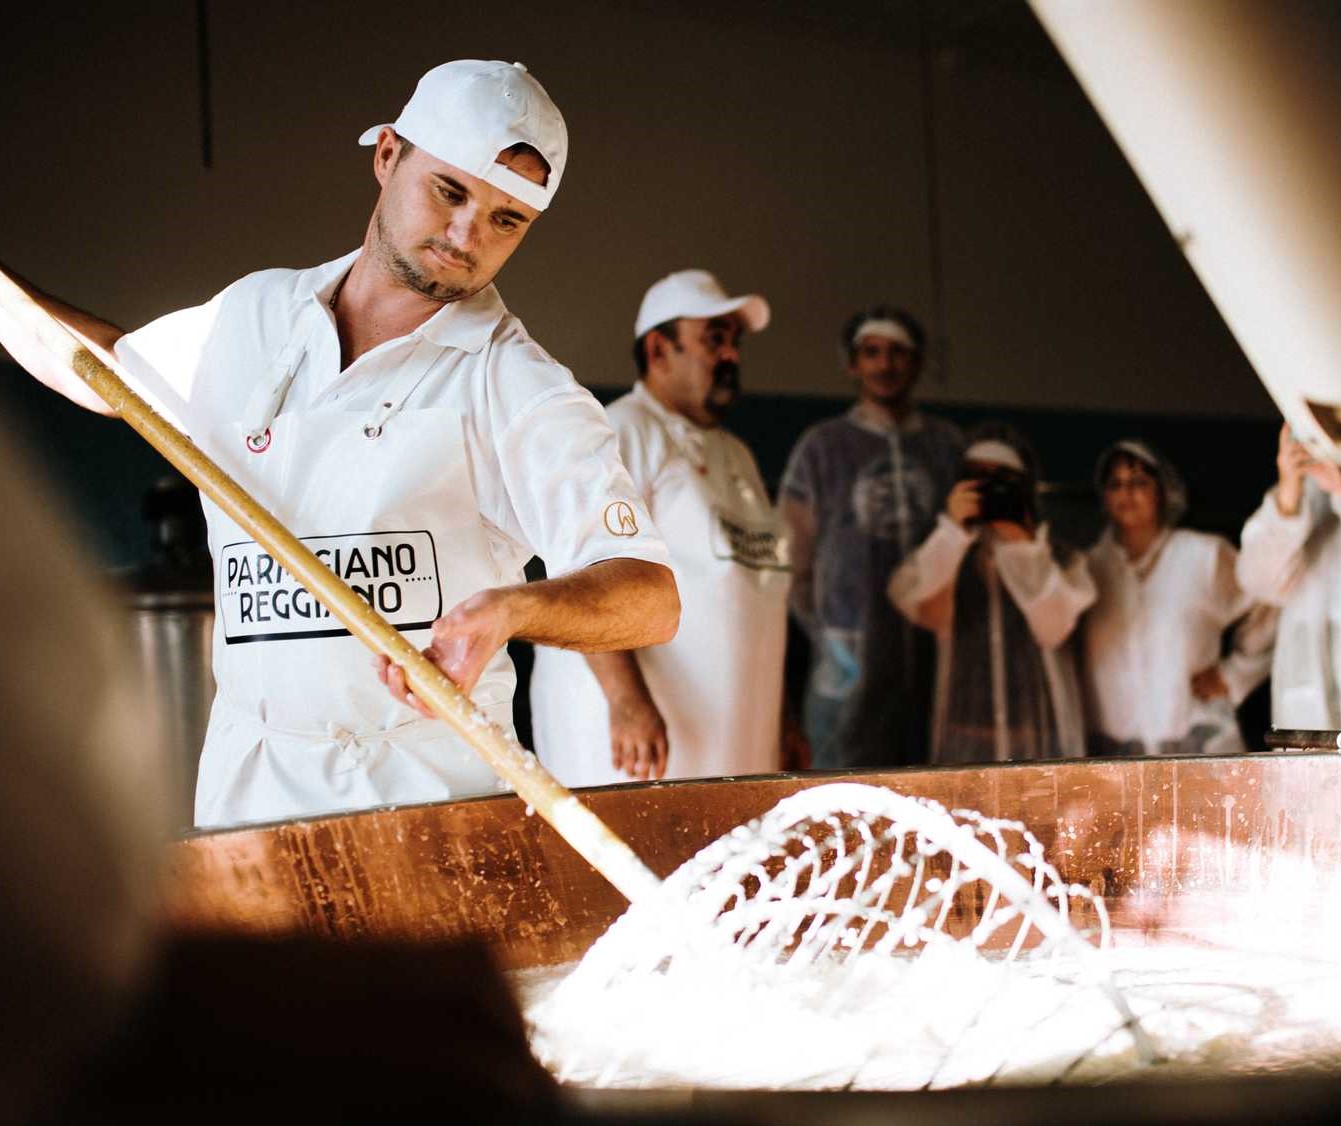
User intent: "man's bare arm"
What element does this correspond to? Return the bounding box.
[585,650,668,781]
[0,264,123,415]
[782,495,817,630]
[501,558,679,651]
[378,558,680,711]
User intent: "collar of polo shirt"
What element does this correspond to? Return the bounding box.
[306,251,505,354]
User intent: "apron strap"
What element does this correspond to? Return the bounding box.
[243,299,326,442]
[361,334,444,440]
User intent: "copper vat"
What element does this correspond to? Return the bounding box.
[165,752,1341,966]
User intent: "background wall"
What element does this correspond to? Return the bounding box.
[3,0,1272,416]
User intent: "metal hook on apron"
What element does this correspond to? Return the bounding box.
[245,347,302,453]
[243,301,324,452]
[359,335,444,440]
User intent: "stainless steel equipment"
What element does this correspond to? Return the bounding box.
[118,476,214,827]
[124,588,213,826]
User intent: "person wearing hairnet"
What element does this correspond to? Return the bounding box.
[1082,440,1275,757]
[888,424,1094,763]
[1237,423,1341,729]
[780,306,962,767]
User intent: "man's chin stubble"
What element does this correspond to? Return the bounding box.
[387,250,471,303]
[373,214,473,303]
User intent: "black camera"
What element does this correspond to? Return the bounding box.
[961,466,1033,526]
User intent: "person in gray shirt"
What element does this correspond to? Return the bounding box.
[781,306,963,767]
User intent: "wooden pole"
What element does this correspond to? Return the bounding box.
[0,269,661,904]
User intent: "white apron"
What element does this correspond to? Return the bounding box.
[532,420,789,785]
[194,310,511,827]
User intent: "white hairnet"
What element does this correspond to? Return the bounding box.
[1096,439,1188,527]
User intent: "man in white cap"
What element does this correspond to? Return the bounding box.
[530,270,790,784]
[0,60,679,828]
[780,305,963,768]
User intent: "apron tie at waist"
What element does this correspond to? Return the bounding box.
[218,701,444,767]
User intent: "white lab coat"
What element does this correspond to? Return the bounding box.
[1238,480,1341,729]
[531,383,790,785]
[889,516,1095,763]
[1083,528,1274,755]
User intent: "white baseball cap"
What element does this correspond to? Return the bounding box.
[358,60,567,212]
[634,269,770,339]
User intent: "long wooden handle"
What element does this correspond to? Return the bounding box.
[0,269,661,904]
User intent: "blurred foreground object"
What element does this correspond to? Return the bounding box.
[0,432,169,1119]
[51,936,559,1124]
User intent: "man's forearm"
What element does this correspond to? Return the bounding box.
[585,648,652,700]
[0,264,124,415]
[503,558,679,651]
[584,647,669,781]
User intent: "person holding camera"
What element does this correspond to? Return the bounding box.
[1082,440,1274,757]
[1237,423,1341,730]
[887,425,1094,763]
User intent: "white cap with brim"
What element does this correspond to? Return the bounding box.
[358,59,567,213]
[635,269,770,339]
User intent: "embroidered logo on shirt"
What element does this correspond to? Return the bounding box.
[217,530,443,644]
[603,501,639,537]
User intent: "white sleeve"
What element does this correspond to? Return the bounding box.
[994,524,1096,650]
[888,515,974,620]
[606,402,668,509]
[1236,485,1317,605]
[112,294,225,437]
[496,385,672,577]
[1219,602,1279,706]
[1195,535,1273,704]
[1203,536,1253,623]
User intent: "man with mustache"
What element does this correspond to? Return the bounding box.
[0,61,679,828]
[531,270,791,784]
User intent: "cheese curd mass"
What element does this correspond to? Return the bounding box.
[515,944,1341,1090]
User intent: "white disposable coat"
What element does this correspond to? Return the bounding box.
[114,252,669,827]
[1083,528,1274,755]
[889,516,1095,763]
[1238,481,1341,729]
[531,383,790,785]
